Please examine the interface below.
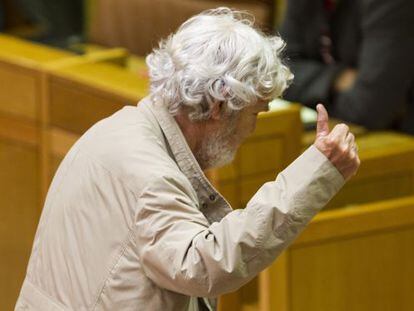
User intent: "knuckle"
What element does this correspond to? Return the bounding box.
[340,145,348,154]
[335,123,348,132]
[340,123,350,131]
[332,124,341,132]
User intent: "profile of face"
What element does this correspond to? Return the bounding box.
[199,100,269,169]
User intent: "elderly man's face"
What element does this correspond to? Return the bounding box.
[229,100,270,148]
[200,100,269,169]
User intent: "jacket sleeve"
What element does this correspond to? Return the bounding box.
[135,146,344,298]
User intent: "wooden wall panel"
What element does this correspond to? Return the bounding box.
[327,132,414,209]
[0,118,40,311]
[238,137,285,176]
[0,34,75,122]
[49,77,131,134]
[0,61,38,120]
[48,61,148,134]
[259,196,414,311]
[290,227,414,311]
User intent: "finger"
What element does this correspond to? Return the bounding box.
[316,103,330,138]
[329,123,349,141]
[345,133,355,145]
[352,142,359,154]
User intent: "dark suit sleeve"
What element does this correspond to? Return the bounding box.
[283,60,343,108]
[280,0,345,107]
[330,0,414,129]
[281,0,414,129]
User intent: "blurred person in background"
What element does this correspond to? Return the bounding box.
[0,3,4,31]
[15,0,83,46]
[280,0,414,134]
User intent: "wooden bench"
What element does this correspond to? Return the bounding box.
[259,195,414,311]
[327,132,414,209]
[46,56,148,134]
[0,34,73,121]
[0,114,40,311]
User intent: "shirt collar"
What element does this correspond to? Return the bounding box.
[144,97,233,224]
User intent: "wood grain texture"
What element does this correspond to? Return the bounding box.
[0,139,40,310]
[0,61,39,120]
[260,196,414,311]
[327,132,414,209]
[48,61,148,134]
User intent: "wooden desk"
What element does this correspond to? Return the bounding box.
[47,61,148,134]
[260,196,414,311]
[327,132,414,209]
[0,114,40,311]
[0,34,73,121]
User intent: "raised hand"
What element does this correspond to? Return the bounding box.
[314,104,360,181]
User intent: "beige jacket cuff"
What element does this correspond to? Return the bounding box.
[245,144,345,256]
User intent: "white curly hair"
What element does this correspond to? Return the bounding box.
[146,7,293,121]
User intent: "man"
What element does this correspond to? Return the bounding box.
[16,8,359,310]
[281,0,414,133]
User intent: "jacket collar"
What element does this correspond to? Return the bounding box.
[144,97,233,224]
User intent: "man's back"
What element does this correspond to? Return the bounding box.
[16,101,195,310]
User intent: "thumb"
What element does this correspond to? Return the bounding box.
[316,103,330,138]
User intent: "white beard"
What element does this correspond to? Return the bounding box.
[197,119,238,169]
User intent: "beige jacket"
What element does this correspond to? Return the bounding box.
[16,97,344,310]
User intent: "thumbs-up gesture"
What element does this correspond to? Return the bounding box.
[314,104,360,181]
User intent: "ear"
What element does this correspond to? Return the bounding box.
[210,101,224,121]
